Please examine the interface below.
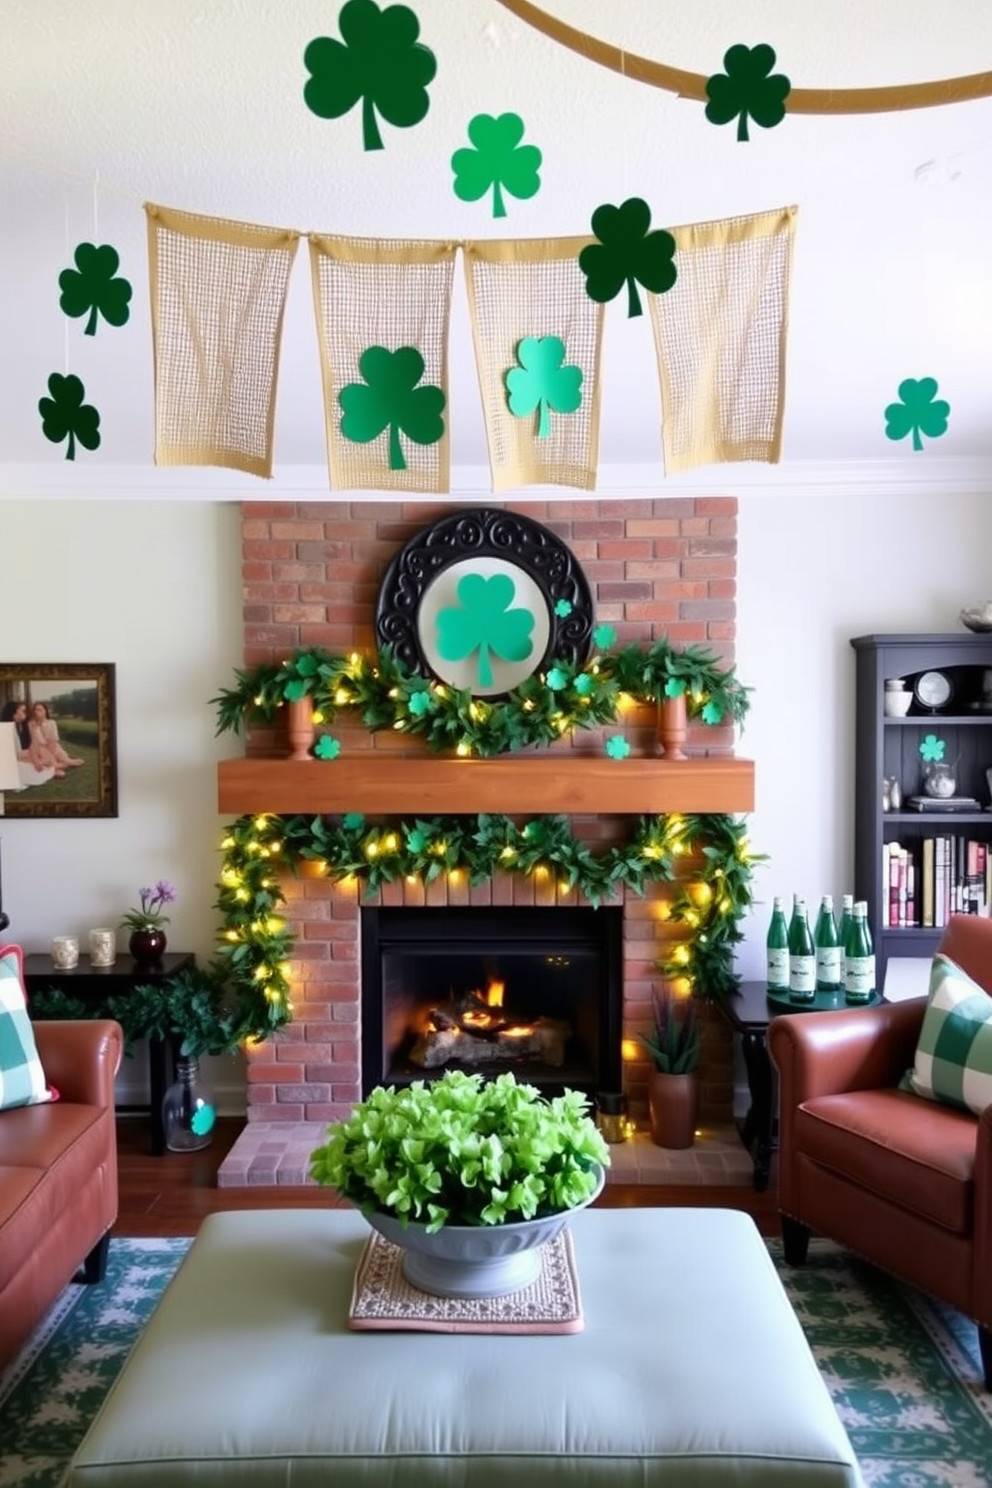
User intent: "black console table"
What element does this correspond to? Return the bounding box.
[23,951,195,1156]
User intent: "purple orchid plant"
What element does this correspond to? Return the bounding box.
[120,880,176,932]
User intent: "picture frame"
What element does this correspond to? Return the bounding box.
[0,663,118,818]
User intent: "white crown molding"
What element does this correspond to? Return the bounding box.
[0,456,989,502]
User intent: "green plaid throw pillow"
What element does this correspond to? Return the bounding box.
[0,943,53,1110]
[901,952,992,1116]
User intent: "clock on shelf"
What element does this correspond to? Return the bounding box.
[913,669,954,712]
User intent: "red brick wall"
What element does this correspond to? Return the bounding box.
[238,497,738,1124]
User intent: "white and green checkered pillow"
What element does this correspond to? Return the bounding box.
[901,952,992,1116]
[0,943,53,1110]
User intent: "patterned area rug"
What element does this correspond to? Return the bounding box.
[0,1236,990,1488]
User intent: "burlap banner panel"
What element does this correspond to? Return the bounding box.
[145,204,300,479]
[309,235,457,493]
[648,205,797,474]
[463,237,603,492]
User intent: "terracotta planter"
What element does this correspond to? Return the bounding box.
[648,1070,698,1149]
[657,693,688,760]
[286,696,316,761]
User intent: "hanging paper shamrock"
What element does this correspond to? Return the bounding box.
[704,44,791,142]
[578,199,677,318]
[884,378,950,452]
[554,598,573,618]
[58,243,132,335]
[303,0,436,151]
[504,336,582,438]
[919,734,946,763]
[605,735,631,760]
[338,346,445,471]
[38,373,101,460]
[593,622,617,649]
[314,735,341,760]
[436,573,535,689]
[451,112,541,217]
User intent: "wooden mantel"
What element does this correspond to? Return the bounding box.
[217,755,755,816]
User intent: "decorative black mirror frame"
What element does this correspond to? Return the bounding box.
[376,508,595,689]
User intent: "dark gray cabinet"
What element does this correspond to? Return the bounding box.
[851,633,992,989]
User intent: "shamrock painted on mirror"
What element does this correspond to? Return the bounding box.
[605,735,631,759]
[314,735,341,759]
[436,572,535,689]
[704,44,791,142]
[303,0,436,151]
[338,346,445,471]
[38,373,101,460]
[505,336,582,438]
[451,112,541,218]
[884,378,950,452]
[578,198,677,318]
[919,734,946,763]
[58,243,132,335]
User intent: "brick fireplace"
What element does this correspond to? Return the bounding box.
[217,496,753,1188]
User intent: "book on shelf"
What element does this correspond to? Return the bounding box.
[907,796,980,812]
[889,832,992,932]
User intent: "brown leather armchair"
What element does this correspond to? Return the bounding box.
[768,914,992,1389]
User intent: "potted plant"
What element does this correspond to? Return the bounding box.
[120,880,175,965]
[640,985,701,1149]
[309,1069,609,1297]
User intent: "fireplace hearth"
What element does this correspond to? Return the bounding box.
[361,906,623,1099]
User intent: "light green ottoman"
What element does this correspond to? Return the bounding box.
[66,1206,863,1487]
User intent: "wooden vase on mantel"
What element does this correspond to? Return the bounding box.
[648,1070,698,1149]
[657,692,688,760]
[286,697,316,761]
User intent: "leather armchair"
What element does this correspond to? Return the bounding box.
[768,913,992,1390]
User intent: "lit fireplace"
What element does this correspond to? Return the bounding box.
[361,906,623,1099]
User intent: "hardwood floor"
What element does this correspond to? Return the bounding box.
[113,1116,782,1239]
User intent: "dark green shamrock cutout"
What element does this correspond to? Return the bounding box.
[451,112,541,218]
[578,199,677,318]
[303,0,436,151]
[342,812,365,830]
[505,336,582,438]
[338,346,445,471]
[38,373,101,460]
[408,689,433,717]
[884,378,950,452]
[704,44,791,142]
[58,243,132,335]
[436,572,535,689]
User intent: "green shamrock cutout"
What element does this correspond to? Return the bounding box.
[578,198,677,318]
[884,378,950,452]
[919,734,945,763]
[554,598,573,618]
[191,1103,216,1138]
[38,373,101,460]
[505,336,582,438]
[408,689,433,717]
[605,735,631,760]
[451,112,541,218]
[338,346,445,471]
[436,572,535,689]
[664,678,687,698]
[546,667,567,691]
[704,44,791,142]
[342,812,365,830]
[303,0,436,151]
[701,700,723,724]
[574,673,594,697]
[406,826,429,853]
[58,243,132,335]
[593,622,616,649]
[314,735,341,759]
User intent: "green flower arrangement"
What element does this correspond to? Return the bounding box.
[309,1070,610,1232]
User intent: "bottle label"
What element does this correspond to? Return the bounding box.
[815,946,842,989]
[845,957,873,1001]
[789,953,816,996]
[767,948,789,991]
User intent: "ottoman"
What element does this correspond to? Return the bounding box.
[65,1206,863,1486]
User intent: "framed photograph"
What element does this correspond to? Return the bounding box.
[0,664,117,818]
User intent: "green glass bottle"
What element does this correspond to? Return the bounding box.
[844,902,873,1004]
[814,894,841,991]
[766,896,789,993]
[788,896,816,1003]
[837,894,854,984]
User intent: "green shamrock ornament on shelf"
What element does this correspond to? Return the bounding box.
[605,736,631,760]
[505,336,582,438]
[919,734,946,764]
[578,198,677,318]
[58,243,132,335]
[451,112,541,218]
[38,373,101,460]
[314,735,341,760]
[303,0,436,151]
[704,44,791,142]
[436,572,535,690]
[338,346,445,471]
[884,378,950,452]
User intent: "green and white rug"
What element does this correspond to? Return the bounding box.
[1,1236,990,1488]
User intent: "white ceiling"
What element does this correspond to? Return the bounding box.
[2,0,991,489]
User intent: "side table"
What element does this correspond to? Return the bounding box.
[718,979,883,1192]
[23,951,196,1157]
